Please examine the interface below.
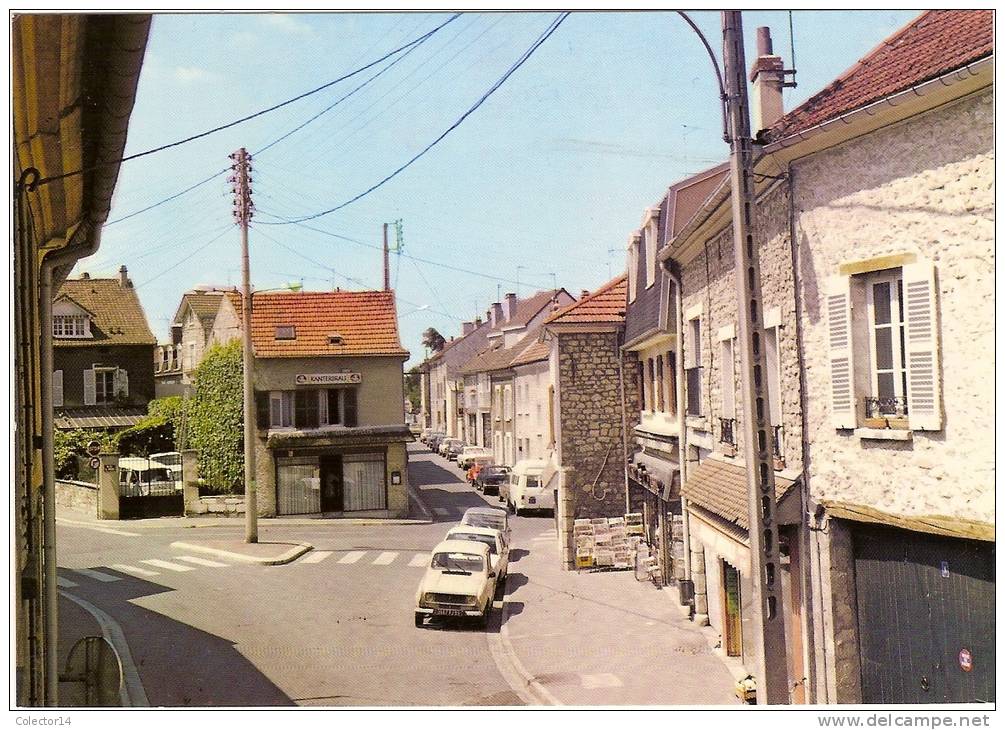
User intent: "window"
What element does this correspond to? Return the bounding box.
[644,209,658,289]
[275,325,296,340]
[656,355,665,412]
[53,315,88,338]
[867,276,907,417]
[637,360,645,410]
[720,337,735,420]
[646,358,656,412]
[686,317,702,416]
[95,368,115,404]
[764,326,783,460]
[627,234,640,303]
[270,391,293,428]
[665,351,677,416]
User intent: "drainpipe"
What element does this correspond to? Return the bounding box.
[616,328,631,515]
[665,262,691,583]
[39,222,98,705]
[787,164,819,703]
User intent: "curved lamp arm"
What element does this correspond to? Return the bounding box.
[675,11,730,142]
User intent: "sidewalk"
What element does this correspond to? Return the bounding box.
[499,531,740,706]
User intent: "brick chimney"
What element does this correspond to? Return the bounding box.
[749,27,785,135]
[461,321,475,336]
[580,289,590,299]
[118,265,131,288]
[79,272,90,280]
[504,292,517,321]
[475,316,482,327]
[491,302,503,328]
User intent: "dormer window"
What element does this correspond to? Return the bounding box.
[53,314,89,338]
[327,333,344,346]
[275,325,296,340]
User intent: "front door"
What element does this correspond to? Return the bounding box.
[723,561,743,657]
[320,455,343,512]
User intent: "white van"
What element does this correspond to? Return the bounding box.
[118,457,176,496]
[505,459,553,516]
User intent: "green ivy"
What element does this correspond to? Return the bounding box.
[187,340,244,494]
[116,414,174,457]
[53,428,117,481]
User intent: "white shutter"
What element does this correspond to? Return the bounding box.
[903,261,942,430]
[83,368,96,405]
[113,368,129,399]
[826,276,856,429]
[52,370,63,407]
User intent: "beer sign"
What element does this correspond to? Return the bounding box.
[295,373,361,386]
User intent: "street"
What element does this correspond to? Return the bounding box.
[56,443,737,707]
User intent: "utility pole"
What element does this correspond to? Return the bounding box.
[721,11,789,704]
[230,147,258,544]
[383,222,390,291]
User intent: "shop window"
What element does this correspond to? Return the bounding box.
[270,391,293,428]
[295,389,319,429]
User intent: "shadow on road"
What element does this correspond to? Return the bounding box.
[503,572,529,596]
[417,488,495,523]
[408,457,464,488]
[59,568,294,707]
[507,548,529,563]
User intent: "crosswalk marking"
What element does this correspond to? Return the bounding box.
[372,551,398,565]
[141,559,195,572]
[73,568,121,583]
[110,563,160,577]
[300,551,332,564]
[176,556,229,568]
[409,553,429,567]
[57,576,78,588]
[338,551,366,564]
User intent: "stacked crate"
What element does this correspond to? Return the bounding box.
[573,519,595,568]
[573,515,638,571]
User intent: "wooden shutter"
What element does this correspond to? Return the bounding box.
[113,368,129,399]
[343,388,358,427]
[903,261,942,430]
[255,391,270,430]
[826,276,856,429]
[83,368,96,405]
[52,370,63,407]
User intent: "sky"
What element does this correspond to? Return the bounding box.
[76,10,922,368]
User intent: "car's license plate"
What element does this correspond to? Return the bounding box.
[434,608,465,616]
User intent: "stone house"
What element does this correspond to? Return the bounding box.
[543,275,642,569]
[52,267,157,431]
[658,10,993,704]
[229,290,413,518]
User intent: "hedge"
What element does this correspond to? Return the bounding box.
[186,340,244,493]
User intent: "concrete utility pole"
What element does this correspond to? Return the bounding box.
[383,222,390,291]
[721,11,789,704]
[230,147,258,543]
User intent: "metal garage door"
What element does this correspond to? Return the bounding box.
[853,525,995,703]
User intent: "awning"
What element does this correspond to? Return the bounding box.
[822,500,994,542]
[54,406,147,429]
[629,451,679,501]
[267,424,414,450]
[681,458,798,531]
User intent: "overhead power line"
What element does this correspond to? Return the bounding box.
[259,12,571,225]
[29,13,461,189]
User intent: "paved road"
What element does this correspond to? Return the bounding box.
[56,443,554,707]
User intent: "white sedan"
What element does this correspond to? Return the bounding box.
[445,524,509,589]
[414,540,497,629]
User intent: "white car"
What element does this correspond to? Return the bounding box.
[414,540,497,628]
[457,446,492,470]
[438,438,462,457]
[445,524,509,588]
[506,459,554,515]
[460,506,511,544]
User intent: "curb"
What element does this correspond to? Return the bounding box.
[59,514,433,530]
[407,484,435,524]
[496,599,563,706]
[169,540,313,565]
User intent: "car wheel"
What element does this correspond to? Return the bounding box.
[414,612,424,628]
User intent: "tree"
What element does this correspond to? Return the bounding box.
[404,366,421,412]
[422,327,446,352]
[186,340,244,493]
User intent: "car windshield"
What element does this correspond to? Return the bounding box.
[465,514,504,532]
[527,476,542,489]
[431,552,484,574]
[483,467,506,476]
[449,532,497,555]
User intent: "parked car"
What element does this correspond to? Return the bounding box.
[414,540,497,629]
[445,524,509,589]
[506,459,554,516]
[460,506,511,544]
[474,465,510,496]
[118,457,176,497]
[445,440,466,462]
[419,428,434,444]
[457,446,492,470]
[438,437,462,458]
[426,432,446,452]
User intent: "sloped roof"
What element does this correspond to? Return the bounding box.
[681,458,796,531]
[509,337,550,368]
[249,290,408,358]
[54,277,156,347]
[767,10,993,142]
[545,275,627,326]
[491,289,567,333]
[460,329,541,375]
[175,290,231,330]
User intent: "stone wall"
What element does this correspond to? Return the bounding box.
[794,90,994,525]
[55,480,97,516]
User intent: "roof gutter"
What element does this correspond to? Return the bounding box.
[762,55,993,154]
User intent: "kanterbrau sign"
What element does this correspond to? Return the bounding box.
[295,373,362,386]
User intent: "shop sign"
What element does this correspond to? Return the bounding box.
[295,373,361,386]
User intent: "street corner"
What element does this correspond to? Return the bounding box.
[169,539,313,566]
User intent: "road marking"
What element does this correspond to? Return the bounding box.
[338,551,366,564]
[73,568,121,583]
[110,564,160,577]
[141,559,195,572]
[432,507,450,516]
[531,536,553,542]
[408,553,429,567]
[57,576,78,588]
[56,517,141,537]
[372,551,398,565]
[580,673,623,689]
[299,550,332,564]
[176,556,229,568]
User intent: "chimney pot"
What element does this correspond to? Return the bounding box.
[580,290,590,299]
[491,302,504,327]
[119,265,130,288]
[80,272,90,280]
[749,26,785,134]
[504,292,517,321]
[461,321,475,336]
[756,26,773,56]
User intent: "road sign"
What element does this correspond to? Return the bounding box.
[89,457,100,470]
[86,440,102,457]
[59,636,122,706]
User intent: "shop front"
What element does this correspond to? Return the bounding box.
[627,450,680,586]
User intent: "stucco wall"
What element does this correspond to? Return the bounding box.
[513,360,551,461]
[793,91,994,524]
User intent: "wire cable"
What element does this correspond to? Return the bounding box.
[259,12,570,225]
[29,13,462,189]
[134,226,235,289]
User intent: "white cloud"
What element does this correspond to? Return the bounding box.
[260,14,314,36]
[173,66,219,84]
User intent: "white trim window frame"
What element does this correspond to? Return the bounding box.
[269,391,294,429]
[865,272,908,418]
[627,233,640,303]
[93,367,116,405]
[53,314,88,338]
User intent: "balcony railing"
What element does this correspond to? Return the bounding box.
[864,396,908,419]
[719,417,735,446]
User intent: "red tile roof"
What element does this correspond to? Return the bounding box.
[248,290,408,358]
[768,10,993,142]
[545,275,627,326]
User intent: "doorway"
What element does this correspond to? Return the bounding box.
[723,561,743,657]
[320,455,343,512]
